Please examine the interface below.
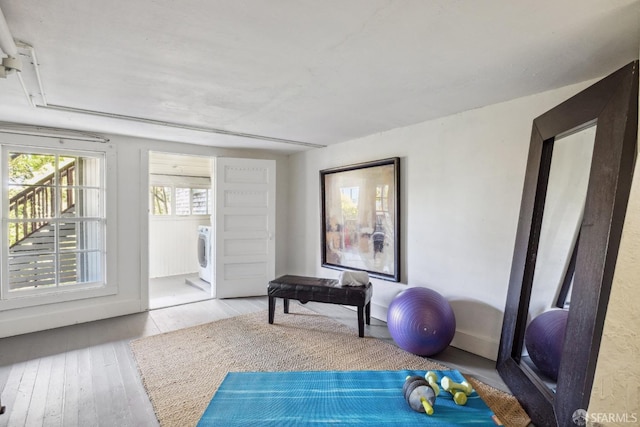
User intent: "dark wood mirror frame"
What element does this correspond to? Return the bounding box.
[497,61,638,426]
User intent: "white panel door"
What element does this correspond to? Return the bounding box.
[214,157,276,298]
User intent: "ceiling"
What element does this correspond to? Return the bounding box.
[0,1,638,154]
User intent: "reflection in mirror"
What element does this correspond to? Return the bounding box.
[522,125,596,391]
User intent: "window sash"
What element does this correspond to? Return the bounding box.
[150,185,211,217]
[2,148,106,297]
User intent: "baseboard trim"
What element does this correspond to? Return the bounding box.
[450,329,499,361]
[370,301,389,323]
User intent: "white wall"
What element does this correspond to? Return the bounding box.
[287,80,594,360]
[0,134,289,338]
[149,216,208,278]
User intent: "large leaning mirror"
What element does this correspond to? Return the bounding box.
[497,61,638,426]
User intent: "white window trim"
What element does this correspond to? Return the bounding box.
[0,135,117,311]
[149,174,211,218]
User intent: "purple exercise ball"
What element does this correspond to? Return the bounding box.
[525,309,569,381]
[387,287,456,356]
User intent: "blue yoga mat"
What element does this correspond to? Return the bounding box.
[197,370,501,426]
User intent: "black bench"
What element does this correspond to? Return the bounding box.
[268,275,372,337]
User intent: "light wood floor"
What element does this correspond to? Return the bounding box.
[148,273,210,309]
[0,295,508,427]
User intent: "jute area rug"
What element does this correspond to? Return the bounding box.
[130,305,530,427]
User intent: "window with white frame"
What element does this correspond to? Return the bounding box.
[2,148,106,296]
[150,179,211,216]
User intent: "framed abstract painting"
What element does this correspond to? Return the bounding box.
[320,157,400,282]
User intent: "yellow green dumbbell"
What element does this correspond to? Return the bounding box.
[441,376,473,406]
[424,371,441,396]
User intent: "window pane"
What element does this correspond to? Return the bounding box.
[59,222,77,251]
[151,186,171,215]
[175,188,191,215]
[59,251,102,286]
[8,253,57,291]
[192,189,208,215]
[8,184,55,220]
[8,152,56,185]
[8,221,55,255]
[59,155,102,188]
[59,221,102,252]
[58,156,77,186]
[61,188,103,218]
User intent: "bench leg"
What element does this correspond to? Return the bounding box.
[268,296,275,324]
[357,305,365,338]
[365,302,371,325]
[283,298,290,314]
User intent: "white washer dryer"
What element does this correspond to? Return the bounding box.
[197,225,213,283]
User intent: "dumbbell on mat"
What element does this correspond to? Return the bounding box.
[403,375,436,415]
[441,376,473,405]
[425,371,440,396]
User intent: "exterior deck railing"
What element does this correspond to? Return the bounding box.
[8,161,76,248]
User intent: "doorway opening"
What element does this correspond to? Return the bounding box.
[148,151,214,309]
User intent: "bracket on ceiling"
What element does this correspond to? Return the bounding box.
[0,6,21,78]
